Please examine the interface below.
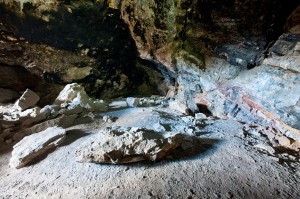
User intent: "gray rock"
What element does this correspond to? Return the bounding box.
[59,105,83,115]
[195,113,207,120]
[21,107,47,127]
[75,127,184,164]
[169,99,189,115]
[55,83,108,112]
[40,105,60,118]
[109,100,128,110]
[9,127,66,169]
[14,89,40,111]
[13,114,77,141]
[126,97,140,107]
[254,144,275,155]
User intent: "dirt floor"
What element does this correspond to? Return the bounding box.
[0,106,300,199]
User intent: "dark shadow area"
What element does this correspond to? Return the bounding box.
[0,63,42,91]
[0,143,14,155]
[0,2,166,98]
[171,137,220,161]
[139,137,220,168]
[60,129,89,147]
[26,146,57,167]
[196,104,212,116]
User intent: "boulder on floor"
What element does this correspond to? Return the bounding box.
[75,127,184,164]
[9,127,66,169]
[55,83,108,112]
[14,89,40,111]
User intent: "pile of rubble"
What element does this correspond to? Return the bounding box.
[0,83,108,144]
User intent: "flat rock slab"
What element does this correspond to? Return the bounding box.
[10,127,66,169]
[75,127,184,164]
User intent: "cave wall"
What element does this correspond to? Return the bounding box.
[0,0,166,103]
[0,0,299,141]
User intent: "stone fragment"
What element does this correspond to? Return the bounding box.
[59,105,83,115]
[109,100,128,110]
[195,113,207,120]
[14,89,40,111]
[40,105,60,118]
[13,114,77,141]
[276,136,291,148]
[126,97,140,107]
[9,127,66,169]
[21,108,47,127]
[169,100,189,115]
[254,144,275,155]
[75,127,184,164]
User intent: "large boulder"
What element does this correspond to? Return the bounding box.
[75,127,184,164]
[9,127,66,169]
[54,83,108,112]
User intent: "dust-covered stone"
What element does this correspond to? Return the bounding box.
[75,127,184,164]
[9,127,66,169]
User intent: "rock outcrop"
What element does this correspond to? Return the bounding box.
[0,1,299,150]
[75,127,184,164]
[9,126,66,169]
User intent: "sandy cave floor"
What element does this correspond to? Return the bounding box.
[0,106,300,199]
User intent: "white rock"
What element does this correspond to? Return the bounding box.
[55,83,108,112]
[40,105,60,118]
[13,114,77,141]
[254,144,275,155]
[59,105,83,115]
[109,100,128,109]
[195,113,207,120]
[152,122,166,132]
[75,127,184,164]
[21,107,47,127]
[126,97,140,107]
[169,100,189,115]
[9,127,66,169]
[14,89,40,111]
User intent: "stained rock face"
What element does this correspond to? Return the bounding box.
[75,127,184,164]
[9,127,66,169]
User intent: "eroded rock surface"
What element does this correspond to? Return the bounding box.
[75,127,184,164]
[9,126,66,169]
